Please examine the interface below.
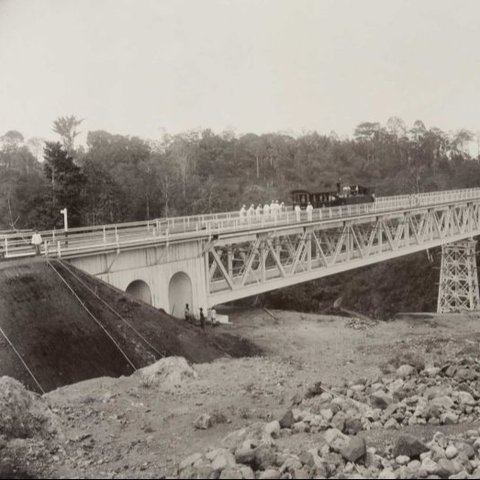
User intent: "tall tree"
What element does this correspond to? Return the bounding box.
[43,142,85,227]
[52,115,83,156]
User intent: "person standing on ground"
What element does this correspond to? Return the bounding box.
[184,303,191,322]
[211,306,217,325]
[199,307,206,330]
[31,230,43,256]
[306,202,313,221]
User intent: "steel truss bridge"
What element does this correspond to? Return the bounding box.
[3,188,480,314]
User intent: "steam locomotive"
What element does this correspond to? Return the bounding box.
[290,182,375,209]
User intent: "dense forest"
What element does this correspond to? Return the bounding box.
[1,116,479,318]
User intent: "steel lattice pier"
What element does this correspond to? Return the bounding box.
[437,239,480,313]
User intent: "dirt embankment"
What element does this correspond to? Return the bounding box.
[0,258,260,393]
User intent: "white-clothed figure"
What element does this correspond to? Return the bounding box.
[306,202,313,221]
[270,200,275,217]
[247,204,255,222]
[273,200,280,219]
[239,205,246,224]
[31,231,43,255]
[263,203,270,217]
[255,204,262,218]
[295,204,301,222]
[280,202,285,215]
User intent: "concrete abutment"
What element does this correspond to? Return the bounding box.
[68,240,209,318]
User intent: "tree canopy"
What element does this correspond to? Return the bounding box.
[1,117,480,232]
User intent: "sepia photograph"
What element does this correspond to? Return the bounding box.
[2,0,480,478]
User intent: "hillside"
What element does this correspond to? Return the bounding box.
[0,258,260,393]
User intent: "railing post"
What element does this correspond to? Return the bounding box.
[57,241,61,258]
[44,240,48,257]
[103,226,106,244]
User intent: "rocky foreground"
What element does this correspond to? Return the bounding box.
[2,352,480,478]
[180,352,480,479]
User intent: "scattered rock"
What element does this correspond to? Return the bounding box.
[324,428,348,453]
[396,364,415,379]
[393,434,429,459]
[194,414,213,430]
[341,436,366,463]
[264,421,280,438]
[370,391,393,410]
[279,410,295,429]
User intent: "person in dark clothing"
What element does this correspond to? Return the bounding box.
[184,303,191,322]
[199,307,205,330]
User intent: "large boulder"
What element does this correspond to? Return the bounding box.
[136,356,198,388]
[0,376,60,441]
[392,434,429,459]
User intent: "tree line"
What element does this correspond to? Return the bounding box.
[1,116,479,318]
[1,116,480,232]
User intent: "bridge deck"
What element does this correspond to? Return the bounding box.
[2,188,480,259]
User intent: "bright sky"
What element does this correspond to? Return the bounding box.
[1,0,480,142]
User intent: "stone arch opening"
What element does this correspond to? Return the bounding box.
[168,271,193,318]
[126,280,152,305]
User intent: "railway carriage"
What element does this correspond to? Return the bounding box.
[290,183,374,209]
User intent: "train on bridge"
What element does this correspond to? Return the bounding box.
[290,181,375,209]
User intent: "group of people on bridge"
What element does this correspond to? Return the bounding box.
[238,200,315,224]
[239,200,285,223]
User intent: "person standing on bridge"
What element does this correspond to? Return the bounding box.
[295,204,301,222]
[306,202,313,221]
[239,205,246,224]
[255,204,262,219]
[273,200,280,220]
[263,203,270,218]
[31,230,43,256]
[247,204,255,223]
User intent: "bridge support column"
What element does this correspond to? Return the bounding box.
[437,239,480,313]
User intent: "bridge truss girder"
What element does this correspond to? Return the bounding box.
[206,201,480,305]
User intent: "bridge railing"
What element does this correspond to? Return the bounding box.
[201,188,480,234]
[2,187,480,258]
